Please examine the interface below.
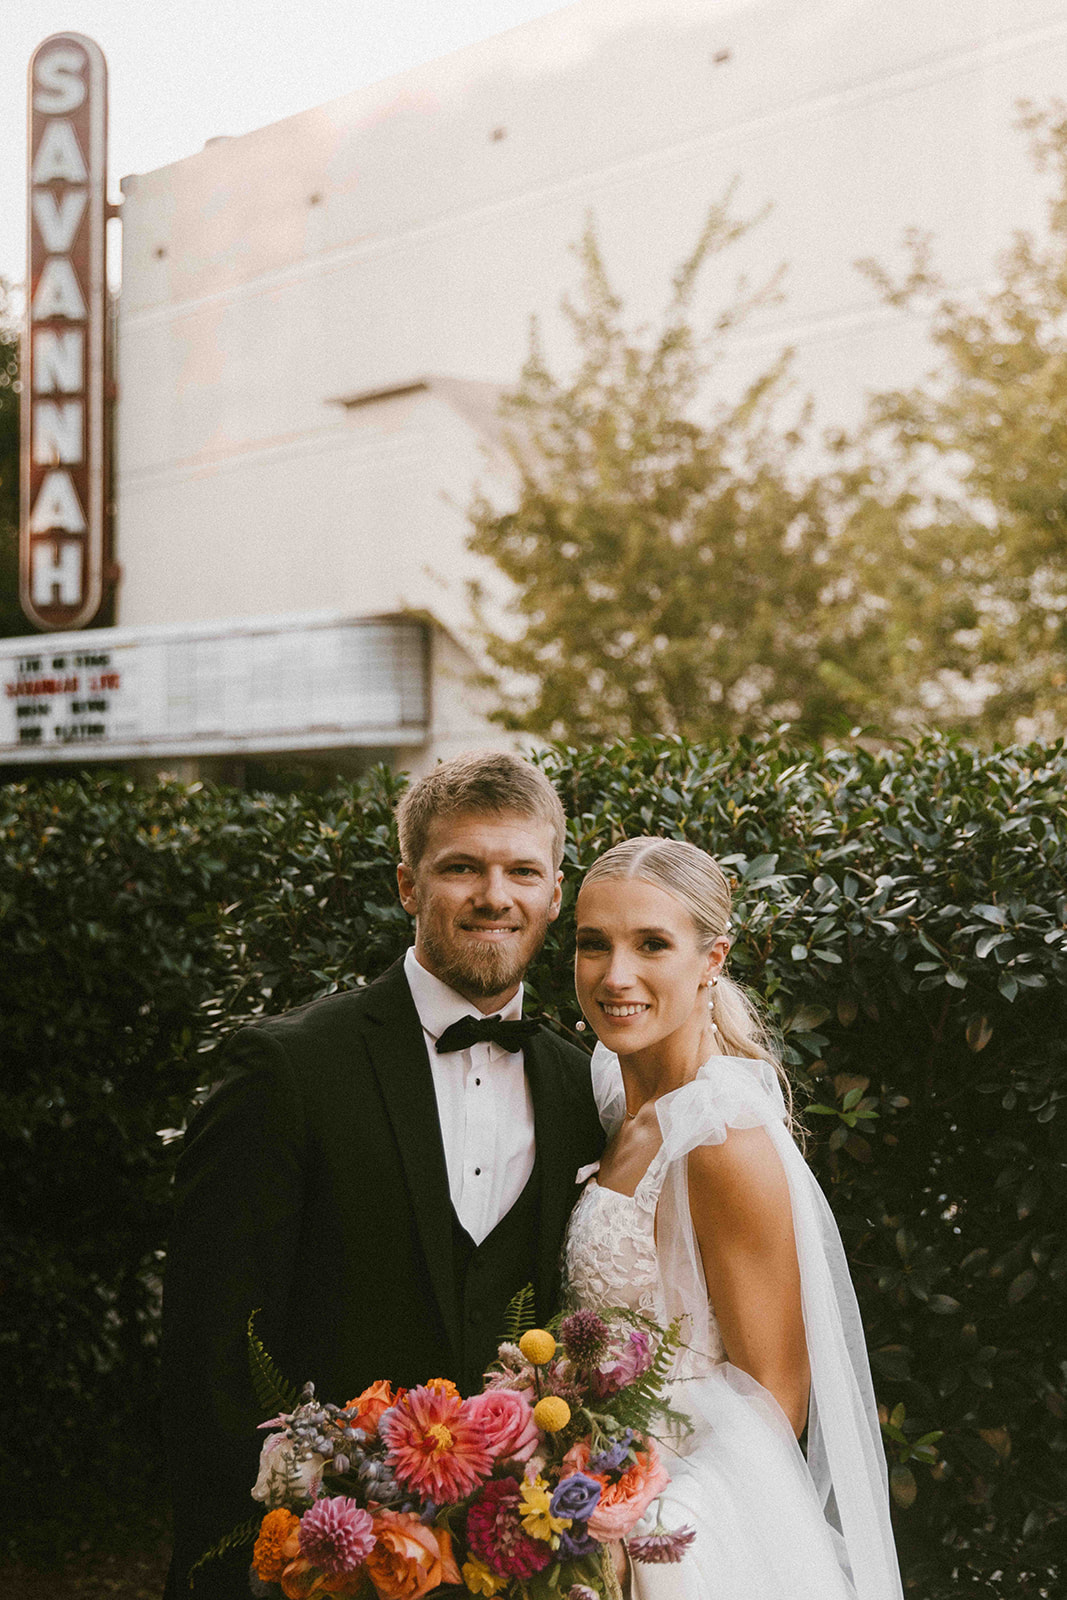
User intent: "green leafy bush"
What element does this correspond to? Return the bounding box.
[1,737,1064,1595]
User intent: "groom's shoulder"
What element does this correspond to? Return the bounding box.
[229,958,411,1055]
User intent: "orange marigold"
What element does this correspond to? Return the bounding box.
[424,1377,460,1399]
[253,1508,301,1583]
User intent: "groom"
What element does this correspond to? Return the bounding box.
[161,750,604,1597]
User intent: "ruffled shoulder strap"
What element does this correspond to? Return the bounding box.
[589,1051,789,1213]
[655,1054,787,1162]
[590,1042,627,1135]
[590,1047,785,1149]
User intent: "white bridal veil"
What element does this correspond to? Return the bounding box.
[591,1045,904,1600]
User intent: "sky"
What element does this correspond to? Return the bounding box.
[2,0,573,293]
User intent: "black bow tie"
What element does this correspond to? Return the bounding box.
[435,1014,543,1055]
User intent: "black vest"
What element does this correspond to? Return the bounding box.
[450,1159,542,1395]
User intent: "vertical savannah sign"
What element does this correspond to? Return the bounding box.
[20,34,109,631]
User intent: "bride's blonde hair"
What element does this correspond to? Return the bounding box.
[581,836,795,1128]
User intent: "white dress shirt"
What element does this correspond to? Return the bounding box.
[404,946,536,1246]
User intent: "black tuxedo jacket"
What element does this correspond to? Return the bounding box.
[161,957,603,1597]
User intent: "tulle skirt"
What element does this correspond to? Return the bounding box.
[633,1364,856,1600]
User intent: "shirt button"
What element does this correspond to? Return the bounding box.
[475,1078,481,1086]
[474,1167,482,1176]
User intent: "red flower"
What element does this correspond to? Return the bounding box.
[465,1478,552,1579]
[380,1385,493,1503]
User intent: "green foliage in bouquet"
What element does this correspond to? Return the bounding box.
[248,1308,302,1417]
[594,1313,690,1443]
[185,1517,260,1587]
[2,734,1064,1599]
[500,1283,538,1344]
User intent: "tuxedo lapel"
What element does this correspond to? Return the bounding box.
[360,960,460,1357]
[524,1031,578,1320]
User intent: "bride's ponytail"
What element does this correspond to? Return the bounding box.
[581,837,795,1134]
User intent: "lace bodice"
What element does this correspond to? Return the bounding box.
[562,1151,725,1375]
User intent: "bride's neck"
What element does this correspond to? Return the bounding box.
[618,1015,717,1105]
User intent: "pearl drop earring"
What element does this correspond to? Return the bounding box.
[575,1019,587,1032]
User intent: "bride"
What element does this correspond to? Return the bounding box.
[562,837,904,1600]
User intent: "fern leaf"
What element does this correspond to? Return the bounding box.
[500,1282,537,1343]
[600,1314,693,1438]
[247,1308,300,1416]
[186,1516,259,1587]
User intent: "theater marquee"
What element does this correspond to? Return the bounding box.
[20,33,109,631]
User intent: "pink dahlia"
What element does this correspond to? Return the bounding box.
[298,1496,375,1573]
[380,1384,493,1503]
[466,1478,552,1579]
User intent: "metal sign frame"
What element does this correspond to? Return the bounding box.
[20,33,108,631]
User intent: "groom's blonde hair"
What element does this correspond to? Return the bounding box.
[396,749,567,870]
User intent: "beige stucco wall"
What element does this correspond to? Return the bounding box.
[116,381,513,638]
[115,0,1067,636]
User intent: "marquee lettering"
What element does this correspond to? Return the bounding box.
[20,35,109,630]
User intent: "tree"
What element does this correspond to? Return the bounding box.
[0,279,25,638]
[467,202,858,743]
[827,103,1067,741]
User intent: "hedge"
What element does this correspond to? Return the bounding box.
[1,735,1064,1596]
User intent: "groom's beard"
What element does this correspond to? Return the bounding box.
[418,910,553,1000]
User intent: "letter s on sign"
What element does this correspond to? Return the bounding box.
[33,45,86,114]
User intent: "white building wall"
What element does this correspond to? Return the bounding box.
[115,0,1067,635]
[117,382,512,636]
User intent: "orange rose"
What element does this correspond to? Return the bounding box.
[346,1379,404,1439]
[280,1557,325,1599]
[365,1510,460,1600]
[586,1443,671,1541]
[322,1573,368,1596]
[253,1510,301,1583]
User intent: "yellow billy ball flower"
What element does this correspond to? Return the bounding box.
[519,1329,557,1365]
[462,1557,505,1597]
[533,1394,572,1433]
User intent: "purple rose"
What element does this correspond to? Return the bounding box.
[559,1523,599,1558]
[550,1472,603,1523]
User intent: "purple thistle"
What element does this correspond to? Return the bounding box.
[627,1526,697,1564]
[559,1310,610,1366]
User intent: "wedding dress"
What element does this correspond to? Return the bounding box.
[563,1046,904,1600]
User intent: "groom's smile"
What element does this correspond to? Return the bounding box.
[397,809,563,1009]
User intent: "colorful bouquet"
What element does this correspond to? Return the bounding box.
[208,1306,696,1599]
